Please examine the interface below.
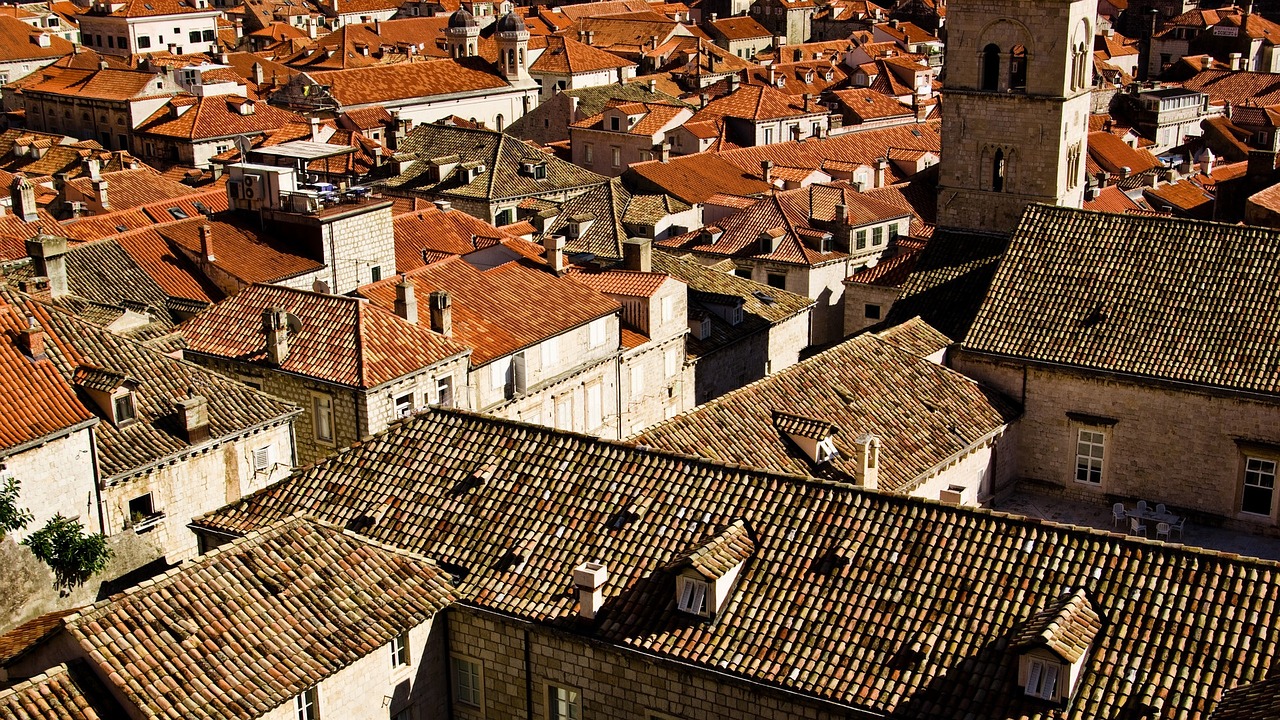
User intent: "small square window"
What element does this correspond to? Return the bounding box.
[864,303,881,320]
[676,575,708,615]
[395,393,413,418]
[252,445,272,472]
[1024,659,1060,700]
[547,684,580,720]
[390,631,410,667]
[113,393,137,424]
[766,273,786,290]
[128,493,153,524]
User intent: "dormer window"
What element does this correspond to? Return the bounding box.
[74,364,141,428]
[676,576,708,615]
[773,411,839,466]
[666,520,754,619]
[1011,589,1101,707]
[114,393,137,424]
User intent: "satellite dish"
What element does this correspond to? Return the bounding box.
[312,279,330,294]
[285,312,303,334]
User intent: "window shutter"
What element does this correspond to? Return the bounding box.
[1040,663,1059,700]
[253,446,272,471]
[512,353,527,396]
[1025,660,1043,696]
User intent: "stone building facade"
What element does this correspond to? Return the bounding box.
[936,0,1093,232]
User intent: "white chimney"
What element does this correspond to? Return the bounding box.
[543,233,566,272]
[395,276,417,324]
[573,561,608,619]
[854,433,880,490]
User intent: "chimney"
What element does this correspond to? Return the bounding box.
[173,393,211,444]
[648,78,657,92]
[87,157,101,181]
[833,202,847,225]
[768,65,777,85]
[709,12,717,21]
[572,561,608,620]
[622,237,652,272]
[309,115,321,141]
[93,176,109,210]
[11,174,37,223]
[729,72,739,92]
[544,233,566,272]
[25,234,68,298]
[658,141,670,162]
[394,276,417,324]
[761,159,773,183]
[803,93,812,112]
[199,223,216,262]
[428,290,452,336]
[854,433,880,490]
[874,157,888,188]
[1230,52,1243,71]
[1200,55,1212,71]
[1085,184,1101,201]
[16,317,46,360]
[252,61,265,86]
[263,307,289,365]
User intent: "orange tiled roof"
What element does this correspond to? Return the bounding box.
[1085,131,1161,176]
[22,66,172,102]
[530,35,635,74]
[708,15,771,41]
[1082,185,1144,213]
[392,206,541,272]
[832,87,913,121]
[157,216,325,285]
[302,56,510,107]
[0,15,74,63]
[0,299,95,455]
[182,283,469,387]
[358,256,619,365]
[565,268,670,297]
[79,0,213,18]
[65,168,199,211]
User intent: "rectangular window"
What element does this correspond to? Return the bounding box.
[252,445,272,472]
[856,230,867,250]
[189,29,201,43]
[451,656,482,707]
[676,576,708,614]
[541,336,559,368]
[661,295,675,322]
[555,395,573,430]
[137,35,151,48]
[1025,659,1059,700]
[117,36,126,48]
[629,365,644,395]
[1243,457,1277,516]
[610,115,620,131]
[864,303,881,320]
[764,127,773,144]
[107,35,114,48]
[128,493,153,523]
[585,383,602,429]
[371,265,382,283]
[588,318,607,348]
[547,685,580,720]
[889,223,900,241]
[664,347,679,378]
[313,394,334,444]
[202,29,215,41]
[390,631,410,668]
[584,144,593,163]
[114,394,136,423]
[766,273,786,290]
[490,356,512,391]
[436,376,454,408]
[611,146,621,168]
[395,393,413,418]
[294,687,319,720]
[872,226,884,246]
[1075,429,1105,484]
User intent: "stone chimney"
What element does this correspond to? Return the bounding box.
[92,174,109,210]
[394,276,417,324]
[10,174,36,223]
[252,61,265,86]
[173,393,210,444]
[761,159,773,183]
[874,157,888,188]
[543,233,566,272]
[429,290,452,336]
[309,115,322,141]
[622,237,652,272]
[648,78,657,92]
[199,223,216,262]
[25,234,68,298]
[1230,52,1243,71]
[573,561,608,620]
[658,142,670,162]
[16,317,46,360]
[263,307,289,365]
[854,433,880,490]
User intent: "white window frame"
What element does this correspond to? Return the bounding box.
[294,687,319,720]
[390,631,410,668]
[1024,658,1060,700]
[546,683,581,720]
[585,382,602,430]
[661,295,675,322]
[312,393,335,445]
[451,654,483,707]
[588,318,607,348]
[629,365,644,396]
[555,394,573,430]
[1074,428,1105,485]
[664,347,679,378]
[676,575,708,616]
[1243,456,1277,517]
[394,393,413,418]
[541,336,559,368]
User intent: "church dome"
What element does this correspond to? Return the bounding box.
[447,7,479,29]
[495,11,526,33]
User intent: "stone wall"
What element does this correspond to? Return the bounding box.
[446,607,854,720]
[358,356,472,435]
[952,350,1280,530]
[321,202,398,295]
[842,282,900,337]
[1,428,99,543]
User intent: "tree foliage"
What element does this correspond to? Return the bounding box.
[0,477,33,537]
[22,513,113,592]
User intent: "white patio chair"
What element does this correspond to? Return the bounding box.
[1156,522,1171,541]
[1170,516,1186,540]
[1156,503,1167,516]
[1112,503,1126,528]
[1137,500,1149,514]
[1130,516,1148,537]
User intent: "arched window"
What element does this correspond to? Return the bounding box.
[1009,45,1028,92]
[993,148,1006,192]
[1073,42,1089,90]
[981,43,1000,91]
[495,113,504,131]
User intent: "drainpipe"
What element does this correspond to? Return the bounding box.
[524,628,534,719]
[88,424,106,535]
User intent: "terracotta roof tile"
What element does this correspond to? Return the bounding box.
[708,15,771,41]
[1010,589,1101,664]
[137,94,303,141]
[393,206,535,272]
[882,228,1009,341]
[963,205,1280,393]
[302,56,510,107]
[530,35,635,74]
[158,216,326,285]
[66,168,197,211]
[0,662,124,720]
[0,15,74,63]
[566,268,670,297]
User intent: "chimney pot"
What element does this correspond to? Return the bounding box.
[11,174,37,223]
[573,561,608,619]
[395,275,418,324]
[174,394,211,444]
[263,307,290,365]
[16,320,46,360]
[761,159,773,183]
[429,290,452,336]
[543,233,566,272]
[622,238,652,272]
[854,433,880,490]
[199,223,216,262]
[25,234,68,298]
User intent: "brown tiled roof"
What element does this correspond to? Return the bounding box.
[845,242,923,286]
[624,152,771,205]
[0,609,81,665]
[1010,588,1101,664]
[0,662,124,720]
[566,268,670,297]
[1144,178,1213,215]
[636,325,1017,490]
[530,35,635,74]
[358,256,619,365]
[386,122,607,202]
[0,15,74,63]
[832,87,913,122]
[158,216,325,285]
[1181,69,1280,107]
[195,405,1280,719]
[708,15,771,41]
[875,315,951,358]
[692,83,815,123]
[136,94,303,141]
[66,168,196,211]
[60,516,456,720]
[1209,675,1280,720]
[571,99,688,135]
[963,205,1280,394]
[182,283,469,387]
[22,66,171,101]
[882,228,1009,341]
[80,0,211,18]
[666,518,754,578]
[393,206,536,272]
[0,285,296,480]
[1082,185,1144,213]
[303,56,510,107]
[1086,131,1161,176]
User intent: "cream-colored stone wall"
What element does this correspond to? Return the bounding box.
[1,428,99,542]
[841,282,900,336]
[620,335,689,437]
[952,351,1280,529]
[321,204,398,295]
[906,432,1014,505]
[447,607,853,720]
[100,422,295,561]
[359,355,472,434]
[690,305,812,404]
[474,314,619,411]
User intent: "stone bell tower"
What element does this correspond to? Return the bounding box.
[936,0,1097,233]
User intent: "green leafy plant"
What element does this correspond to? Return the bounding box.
[23,514,113,592]
[0,477,33,537]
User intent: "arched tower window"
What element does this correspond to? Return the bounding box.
[993,148,1006,192]
[981,43,1000,91]
[1009,45,1028,92]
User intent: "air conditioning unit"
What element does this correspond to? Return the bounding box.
[227,180,243,199]
[242,173,262,199]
